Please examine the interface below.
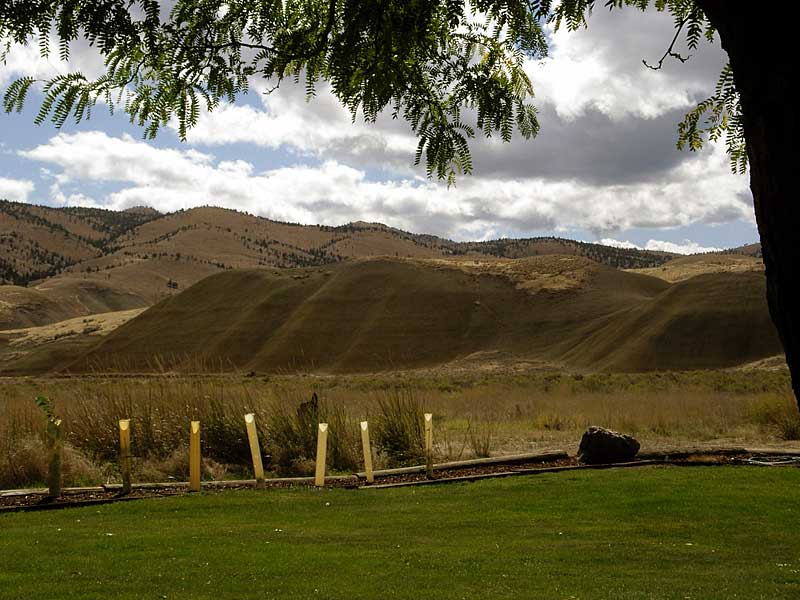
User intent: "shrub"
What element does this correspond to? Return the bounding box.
[325,405,360,473]
[750,394,800,440]
[373,390,424,466]
[265,397,319,476]
[0,436,103,489]
[439,426,466,462]
[467,420,495,458]
[265,394,360,476]
[204,398,250,465]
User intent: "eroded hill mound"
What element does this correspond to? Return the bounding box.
[62,257,781,375]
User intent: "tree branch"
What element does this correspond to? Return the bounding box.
[642,16,691,71]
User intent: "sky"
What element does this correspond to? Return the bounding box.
[0,6,758,254]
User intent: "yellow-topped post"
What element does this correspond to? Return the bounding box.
[119,419,132,495]
[189,420,201,492]
[315,423,328,487]
[360,421,374,484]
[244,413,265,486]
[424,413,433,479]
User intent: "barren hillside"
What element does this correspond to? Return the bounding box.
[51,256,780,376]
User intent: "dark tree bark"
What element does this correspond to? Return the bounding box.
[698,1,800,407]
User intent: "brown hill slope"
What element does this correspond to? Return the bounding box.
[0,200,160,285]
[626,254,764,283]
[3,202,761,295]
[63,257,780,375]
[0,308,144,374]
[2,203,680,328]
[562,271,777,371]
[0,277,145,329]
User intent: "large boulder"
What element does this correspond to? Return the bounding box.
[578,426,640,464]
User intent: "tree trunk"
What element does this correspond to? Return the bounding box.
[698,1,800,407]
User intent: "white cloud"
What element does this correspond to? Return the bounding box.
[599,238,638,249]
[48,182,99,208]
[19,131,751,241]
[530,8,726,122]
[601,237,722,255]
[643,239,722,254]
[178,84,417,170]
[0,40,106,88]
[0,176,34,202]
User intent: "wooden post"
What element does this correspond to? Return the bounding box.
[244,413,265,486]
[46,418,63,499]
[360,421,374,484]
[189,420,201,492]
[119,419,132,495]
[315,423,328,487]
[424,413,433,480]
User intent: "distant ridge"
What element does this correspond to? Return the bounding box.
[1,200,679,287]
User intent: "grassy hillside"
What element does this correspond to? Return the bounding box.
[62,256,780,375]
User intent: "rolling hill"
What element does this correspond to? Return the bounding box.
[0,277,145,330]
[625,253,764,283]
[2,201,771,376]
[1,201,687,329]
[51,256,780,376]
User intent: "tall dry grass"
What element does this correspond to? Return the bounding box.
[0,369,796,489]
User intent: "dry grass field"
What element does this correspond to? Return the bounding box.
[1,368,797,490]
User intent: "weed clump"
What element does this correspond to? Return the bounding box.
[467,419,496,458]
[265,393,359,476]
[373,390,424,466]
[751,395,800,440]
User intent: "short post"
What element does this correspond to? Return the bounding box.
[360,421,374,484]
[189,420,201,492]
[244,413,265,486]
[46,418,63,499]
[424,413,433,480]
[119,419,132,495]
[315,423,328,487]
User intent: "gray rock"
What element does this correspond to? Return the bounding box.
[578,426,640,464]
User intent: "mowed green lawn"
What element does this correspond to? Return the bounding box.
[2,467,799,599]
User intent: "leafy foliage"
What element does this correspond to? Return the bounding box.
[0,0,746,179]
[34,394,56,421]
[677,63,747,174]
[1,0,544,185]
